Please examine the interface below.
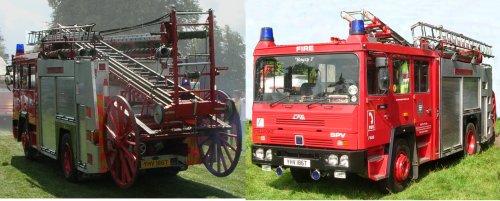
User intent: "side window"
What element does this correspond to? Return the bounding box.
[392,58,410,94]
[21,65,29,89]
[414,60,429,93]
[14,65,21,89]
[367,55,389,95]
[29,65,36,89]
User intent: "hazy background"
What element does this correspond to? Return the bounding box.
[246,0,500,119]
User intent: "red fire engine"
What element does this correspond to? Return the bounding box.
[4,9,242,188]
[251,10,496,192]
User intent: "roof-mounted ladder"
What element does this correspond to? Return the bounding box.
[341,9,410,46]
[411,22,494,58]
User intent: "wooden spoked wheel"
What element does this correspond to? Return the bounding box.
[199,90,242,177]
[103,96,139,189]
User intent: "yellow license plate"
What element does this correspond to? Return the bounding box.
[140,159,171,169]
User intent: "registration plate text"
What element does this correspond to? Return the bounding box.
[284,158,310,167]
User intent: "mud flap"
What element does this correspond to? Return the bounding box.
[387,125,419,180]
[17,112,28,142]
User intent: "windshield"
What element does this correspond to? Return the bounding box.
[255,53,359,104]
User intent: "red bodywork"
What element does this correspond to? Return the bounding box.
[252,33,444,181]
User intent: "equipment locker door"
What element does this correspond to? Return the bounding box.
[412,59,433,136]
[39,76,57,157]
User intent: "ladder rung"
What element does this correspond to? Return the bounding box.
[177,62,210,66]
[176,11,209,15]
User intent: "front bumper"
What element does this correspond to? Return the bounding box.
[251,144,367,176]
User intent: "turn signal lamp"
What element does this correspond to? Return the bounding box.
[350,20,366,35]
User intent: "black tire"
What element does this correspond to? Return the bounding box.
[464,123,480,156]
[21,122,36,160]
[60,134,78,182]
[290,168,313,183]
[385,138,412,193]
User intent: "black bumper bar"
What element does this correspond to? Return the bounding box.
[251,144,367,176]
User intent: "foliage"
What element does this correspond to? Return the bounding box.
[0,29,5,57]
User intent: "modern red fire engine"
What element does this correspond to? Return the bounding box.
[251,10,496,192]
[4,9,242,188]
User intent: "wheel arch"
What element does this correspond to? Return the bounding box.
[387,124,418,180]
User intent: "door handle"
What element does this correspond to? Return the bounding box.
[377,104,388,110]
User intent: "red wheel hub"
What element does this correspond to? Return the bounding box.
[394,151,410,183]
[466,129,476,155]
[63,143,72,176]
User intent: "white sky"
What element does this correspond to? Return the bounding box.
[0,0,52,55]
[0,0,244,56]
[245,0,500,119]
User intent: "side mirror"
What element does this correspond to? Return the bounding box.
[4,75,12,85]
[378,68,389,91]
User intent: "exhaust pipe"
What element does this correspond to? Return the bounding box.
[310,169,321,180]
[276,166,283,176]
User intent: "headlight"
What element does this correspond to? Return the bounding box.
[255,148,264,160]
[339,155,349,167]
[350,95,357,102]
[348,85,358,95]
[326,154,338,166]
[265,149,273,161]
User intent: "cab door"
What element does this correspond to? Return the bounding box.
[412,59,433,136]
[366,54,392,146]
[390,56,413,126]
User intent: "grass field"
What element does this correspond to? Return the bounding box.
[0,134,245,198]
[245,121,500,200]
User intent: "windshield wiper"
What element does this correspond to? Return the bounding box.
[306,98,328,108]
[270,95,290,107]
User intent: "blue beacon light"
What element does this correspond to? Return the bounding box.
[260,27,274,41]
[350,20,366,35]
[16,44,25,54]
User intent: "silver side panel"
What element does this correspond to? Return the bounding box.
[439,58,493,157]
[440,77,462,155]
[40,76,57,154]
[56,77,76,118]
[463,78,479,110]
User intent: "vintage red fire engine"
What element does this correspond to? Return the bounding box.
[251,10,496,192]
[5,9,242,188]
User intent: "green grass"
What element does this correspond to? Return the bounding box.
[246,120,500,200]
[0,134,244,198]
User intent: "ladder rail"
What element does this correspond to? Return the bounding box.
[411,22,493,57]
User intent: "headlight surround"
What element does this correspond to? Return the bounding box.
[326,154,339,166]
[265,149,273,161]
[339,155,349,167]
[348,85,358,95]
[255,148,264,160]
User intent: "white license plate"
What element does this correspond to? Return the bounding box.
[284,158,311,167]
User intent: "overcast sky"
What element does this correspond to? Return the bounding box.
[0,0,244,56]
[245,0,500,119]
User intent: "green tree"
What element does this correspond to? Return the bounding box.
[47,0,244,94]
[0,29,5,57]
